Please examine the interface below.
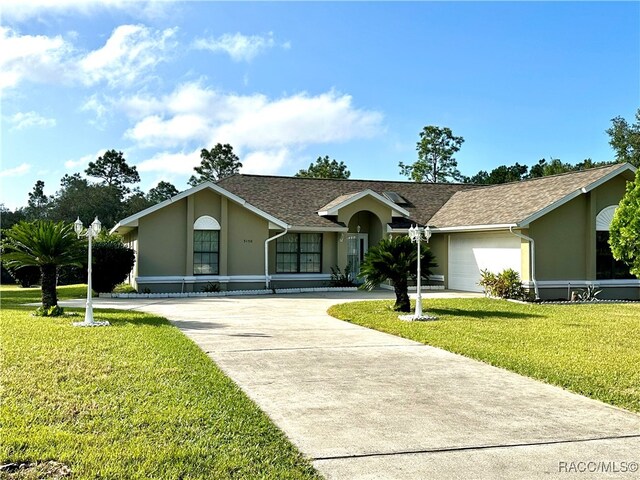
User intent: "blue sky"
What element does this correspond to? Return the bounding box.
[1,1,639,209]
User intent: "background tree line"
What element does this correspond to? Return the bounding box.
[2,108,638,232]
[398,108,640,184]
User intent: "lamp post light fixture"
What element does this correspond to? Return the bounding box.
[73,217,110,327]
[399,224,437,322]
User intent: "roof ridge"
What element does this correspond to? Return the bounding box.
[455,162,623,192]
[222,173,472,186]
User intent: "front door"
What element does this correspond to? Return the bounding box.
[347,233,369,282]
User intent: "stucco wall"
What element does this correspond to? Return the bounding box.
[193,189,222,220]
[529,196,587,280]
[323,232,338,272]
[226,201,268,275]
[595,175,629,212]
[427,234,447,278]
[137,199,187,276]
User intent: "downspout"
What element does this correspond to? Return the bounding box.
[264,227,289,290]
[509,226,540,300]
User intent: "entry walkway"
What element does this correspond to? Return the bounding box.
[65,291,640,479]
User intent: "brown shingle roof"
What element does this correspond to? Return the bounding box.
[429,163,628,228]
[217,175,474,228]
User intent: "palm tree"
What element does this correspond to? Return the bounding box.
[2,221,84,309]
[359,235,437,312]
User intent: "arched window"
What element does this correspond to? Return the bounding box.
[595,206,617,231]
[194,216,220,275]
[595,206,633,279]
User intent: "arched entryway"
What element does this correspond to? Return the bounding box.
[346,210,384,280]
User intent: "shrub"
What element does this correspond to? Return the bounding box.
[330,264,355,287]
[113,283,137,294]
[479,268,525,300]
[91,239,135,293]
[202,282,220,293]
[33,305,65,317]
[5,265,41,287]
[1,264,17,285]
[576,285,602,302]
[57,264,86,285]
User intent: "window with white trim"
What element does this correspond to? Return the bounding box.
[276,233,322,273]
[595,206,634,280]
[194,216,220,275]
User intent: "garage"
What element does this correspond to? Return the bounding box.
[448,232,522,292]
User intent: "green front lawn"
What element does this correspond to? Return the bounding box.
[329,298,640,413]
[1,285,319,479]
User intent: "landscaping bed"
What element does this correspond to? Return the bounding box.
[328,298,640,413]
[1,285,319,479]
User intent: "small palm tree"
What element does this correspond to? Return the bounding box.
[360,235,437,312]
[2,221,84,309]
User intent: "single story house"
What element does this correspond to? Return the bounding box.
[111,162,639,300]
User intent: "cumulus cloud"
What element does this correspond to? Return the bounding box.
[126,82,384,176]
[124,83,383,149]
[193,32,286,62]
[242,149,293,175]
[0,163,32,178]
[0,26,73,90]
[1,24,176,91]
[8,111,56,130]
[79,24,177,87]
[136,149,201,174]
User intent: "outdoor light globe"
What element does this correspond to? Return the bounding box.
[91,217,102,236]
[74,217,83,236]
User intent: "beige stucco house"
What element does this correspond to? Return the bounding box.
[112,163,639,300]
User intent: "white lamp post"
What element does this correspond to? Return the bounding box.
[73,217,110,327]
[399,225,437,321]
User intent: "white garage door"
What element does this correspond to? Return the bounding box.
[448,232,522,292]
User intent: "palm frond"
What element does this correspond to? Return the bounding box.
[2,220,84,269]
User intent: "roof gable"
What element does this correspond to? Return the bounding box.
[318,189,411,217]
[111,182,287,234]
[429,163,636,230]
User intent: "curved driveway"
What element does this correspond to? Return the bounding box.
[73,292,640,479]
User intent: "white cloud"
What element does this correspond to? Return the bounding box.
[0,26,73,90]
[242,149,293,175]
[64,149,106,170]
[8,111,56,130]
[193,32,286,62]
[1,0,169,22]
[79,24,177,87]
[126,82,384,176]
[80,94,109,127]
[126,114,211,148]
[136,149,201,174]
[0,163,32,178]
[1,24,175,91]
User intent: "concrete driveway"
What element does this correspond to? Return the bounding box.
[65,292,640,479]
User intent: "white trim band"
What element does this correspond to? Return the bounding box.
[430,224,517,233]
[522,279,640,288]
[137,275,266,284]
[136,273,334,284]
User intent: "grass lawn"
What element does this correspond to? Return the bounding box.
[329,298,640,413]
[1,285,319,479]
